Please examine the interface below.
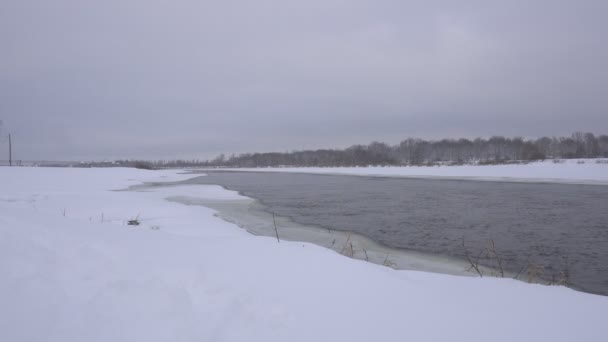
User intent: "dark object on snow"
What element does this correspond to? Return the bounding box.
[127,219,140,226]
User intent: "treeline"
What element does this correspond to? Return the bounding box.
[92,132,607,169]
[194,132,608,168]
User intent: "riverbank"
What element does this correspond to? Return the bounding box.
[166,194,499,277]
[201,158,608,185]
[1,167,607,342]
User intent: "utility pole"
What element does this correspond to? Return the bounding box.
[8,134,12,167]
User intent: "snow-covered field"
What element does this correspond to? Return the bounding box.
[216,158,608,184]
[1,167,606,342]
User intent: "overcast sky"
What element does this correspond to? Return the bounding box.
[1,0,607,161]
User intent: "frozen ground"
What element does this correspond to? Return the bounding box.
[1,167,607,342]
[214,158,608,184]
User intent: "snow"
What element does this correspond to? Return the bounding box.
[215,158,608,184]
[1,166,607,342]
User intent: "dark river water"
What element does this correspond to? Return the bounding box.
[186,171,608,295]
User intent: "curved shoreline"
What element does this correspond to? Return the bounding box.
[166,192,505,278]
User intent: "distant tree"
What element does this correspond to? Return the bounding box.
[584,133,600,157]
[599,135,608,157]
[133,161,154,170]
[572,132,587,158]
[488,136,508,161]
[558,137,578,158]
[521,142,545,160]
[535,137,553,158]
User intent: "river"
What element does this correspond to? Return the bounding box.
[183,171,608,295]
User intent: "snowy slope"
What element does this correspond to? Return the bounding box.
[1,167,606,342]
[215,158,608,184]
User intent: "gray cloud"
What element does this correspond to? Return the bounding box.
[1,0,607,160]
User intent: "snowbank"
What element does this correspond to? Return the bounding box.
[1,166,606,342]
[214,158,608,184]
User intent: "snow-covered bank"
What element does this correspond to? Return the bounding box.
[174,196,498,277]
[1,167,607,342]
[211,158,608,184]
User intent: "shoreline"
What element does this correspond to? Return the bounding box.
[165,190,504,278]
[190,169,608,186]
